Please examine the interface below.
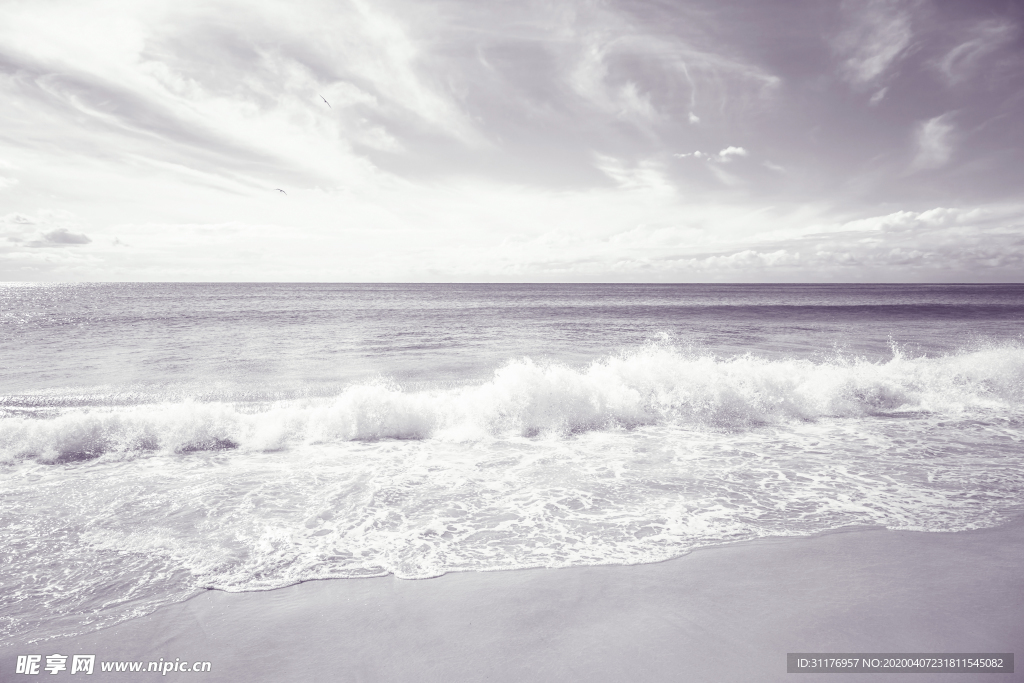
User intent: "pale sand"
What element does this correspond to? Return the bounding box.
[3,520,1022,682]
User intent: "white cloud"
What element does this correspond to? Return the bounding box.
[559,5,779,130]
[912,113,955,170]
[840,207,964,233]
[594,154,674,194]
[580,205,1024,280]
[672,146,750,185]
[836,0,914,86]
[707,164,741,187]
[674,147,747,163]
[937,19,1017,85]
[673,147,749,175]
[1,210,94,265]
[0,0,485,193]
[1,213,36,225]
[717,146,748,161]
[38,228,92,246]
[566,38,666,130]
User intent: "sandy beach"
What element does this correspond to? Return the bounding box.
[3,518,1021,683]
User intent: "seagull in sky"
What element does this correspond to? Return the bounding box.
[320,94,331,108]
[275,188,287,195]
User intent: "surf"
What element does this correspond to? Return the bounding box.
[2,342,1023,464]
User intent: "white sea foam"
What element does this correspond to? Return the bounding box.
[2,343,1023,463]
[3,369,1024,649]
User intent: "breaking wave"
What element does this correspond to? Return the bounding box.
[3,343,1023,463]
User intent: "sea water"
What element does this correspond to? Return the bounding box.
[2,283,1023,645]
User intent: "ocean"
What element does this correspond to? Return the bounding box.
[2,283,1023,646]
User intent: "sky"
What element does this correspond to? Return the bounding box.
[0,0,1022,282]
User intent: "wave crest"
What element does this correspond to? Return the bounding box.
[3,344,1023,463]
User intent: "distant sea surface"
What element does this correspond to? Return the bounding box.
[2,283,1023,645]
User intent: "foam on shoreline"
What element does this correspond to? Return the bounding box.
[4,518,1021,683]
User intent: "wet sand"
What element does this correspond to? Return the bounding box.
[3,519,1022,682]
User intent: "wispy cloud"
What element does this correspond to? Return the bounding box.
[936,19,1017,85]
[911,113,955,170]
[0,0,484,190]
[594,154,674,194]
[836,0,915,87]
[557,5,779,135]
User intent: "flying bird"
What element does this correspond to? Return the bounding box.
[320,94,331,108]
[275,189,287,195]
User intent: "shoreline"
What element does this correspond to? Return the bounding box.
[3,519,1022,682]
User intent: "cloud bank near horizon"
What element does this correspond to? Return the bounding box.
[1,0,1022,281]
